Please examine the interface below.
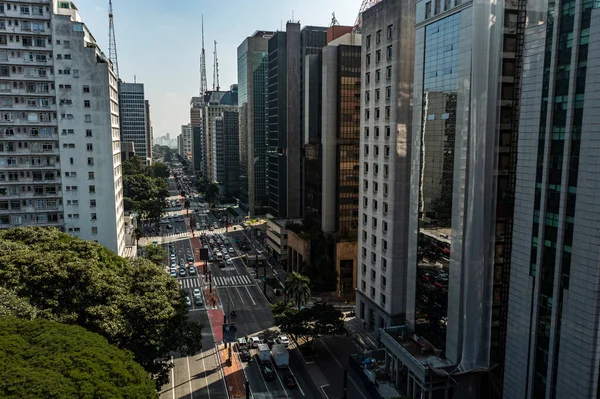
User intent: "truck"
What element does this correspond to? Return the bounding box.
[257,343,270,363]
[270,344,289,368]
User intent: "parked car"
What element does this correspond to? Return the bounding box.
[194,296,204,306]
[187,255,194,262]
[170,270,178,278]
[185,296,192,307]
[239,349,251,362]
[277,335,290,347]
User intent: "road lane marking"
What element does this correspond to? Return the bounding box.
[271,362,289,398]
[245,286,256,305]
[251,355,273,398]
[320,384,330,399]
[319,339,368,399]
[235,287,245,305]
[170,355,175,399]
[186,356,194,399]
[286,365,305,396]
[200,350,211,399]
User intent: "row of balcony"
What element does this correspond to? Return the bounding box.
[0,177,60,184]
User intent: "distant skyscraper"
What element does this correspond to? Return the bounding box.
[144,100,153,162]
[118,81,150,164]
[212,110,239,198]
[190,96,204,175]
[237,31,274,216]
[180,124,192,160]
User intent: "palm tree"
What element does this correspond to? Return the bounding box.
[285,272,311,309]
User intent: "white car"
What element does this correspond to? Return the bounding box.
[193,288,201,297]
[277,335,290,347]
[228,248,235,254]
[170,254,176,260]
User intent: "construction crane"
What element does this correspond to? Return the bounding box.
[354,0,382,32]
[199,15,208,98]
[213,40,220,92]
[108,0,119,78]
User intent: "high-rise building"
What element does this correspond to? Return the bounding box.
[503,1,600,398]
[212,110,239,197]
[118,81,150,164]
[371,0,521,397]
[320,31,362,298]
[190,96,204,175]
[267,23,327,219]
[180,124,192,160]
[238,31,274,216]
[144,100,152,161]
[0,0,125,255]
[203,86,237,181]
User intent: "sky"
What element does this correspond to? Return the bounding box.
[73,0,360,139]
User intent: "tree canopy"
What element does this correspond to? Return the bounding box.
[271,301,345,347]
[143,244,166,266]
[122,157,169,219]
[0,317,158,399]
[285,272,311,309]
[0,227,202,387]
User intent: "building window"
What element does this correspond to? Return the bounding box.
[365,108,370,120]
[383,183,389,197]
[435,0,441,14]
[87,157,94,165]
[85,129,92,137]
[385,106,390,119]
[362,231,367,241]
[91,226,98,235]
[363,213,368,224]
[386,66,392,80]
[362,263,367,275]
[373,182,378,193]
[364,145,369,156]
[365,72,370,84]
[363,197,368,208]
[371,252,376,263]
[89,185,95,193]
[366,53,371,66]
[90,199,96,207]
[383,202,388,214]
[374,145,379,157]
[386,86,391,99]
[385,126,391,138]
[364,127,369,138]
[375,89,380,101]
[366,35,371,49]
[362,248,367,258]
[376,50,381,64]
[84,114,91,123]
[382,239,388,252]
[362,280,366,291]
[69,157,74,164]
[363,179,369,191]
[372,235,377,246]
[380,293,386,305]
[83,85,90,93]
[88,172,94,179]
[425,1,432,18]
[370,287,375,299]
[384,146,390,158]
[372,217,377,229]
[383,221,388,232]
[375,108,380,119]
[84,100,90,108]
[376,69,381,82]
[382,257,387,270]
[371,269,376,281]
[364,162,369,173]
[365,90,370,102]
[373,200,378,212]
[381,276,387,288]
[387,25,393,39]
[375,126,380,138]
[384,164,389,177]
[376,30,381,44]
[86,143,93,151]
[374,163,379,175]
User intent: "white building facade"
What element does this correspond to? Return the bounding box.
[180,124,192,160]
[53,1,124,256]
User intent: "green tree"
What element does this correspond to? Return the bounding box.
[204,182,220,207]
[0,287,37,319]
[0,227,202,387]
[122,156,146,176]
[0,318,157,399]
[150,161,170,179]
[143,244,166,266]
[284,272,311,309]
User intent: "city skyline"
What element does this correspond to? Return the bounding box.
[72,0,359,139]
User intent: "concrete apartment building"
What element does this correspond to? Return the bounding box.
[503,1,600,398]
[238,31,274,216]
[213,110,239,197]
[190,96,204,174]
[0,0,125,255]
[180,124,192,160]
[203,87,237,180]
[267,23,327,219]
[118,81,150,164]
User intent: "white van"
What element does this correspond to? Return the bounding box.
[216,252,223,261]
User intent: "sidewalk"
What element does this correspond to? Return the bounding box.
[345,317,379,352]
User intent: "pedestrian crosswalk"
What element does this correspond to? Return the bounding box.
[179,277,201,289]
[212,275,253,287]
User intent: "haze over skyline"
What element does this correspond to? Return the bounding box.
[74,0,358,138]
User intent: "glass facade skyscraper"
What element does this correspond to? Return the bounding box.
[237,31,273,216]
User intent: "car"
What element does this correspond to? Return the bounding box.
[170,253,176,259]
[170,262,177,268]
[250,336,261,348]
[283,374,297,388]
[187,255,194,262]
[209,226,214,231]
[262,365,275,381]
[228,248,235,254]
[159,219,168,224]
[193,288,201,297]
[226,259,233,266]
[204,245,209,249]
[277,335,290,347]
[179,268,186,277]
[170,270,178,278]
[189,266,197,275]
[239,349,251,362]
[194,296,204,306]
[224,239,229,245]
[166,224,173,230]
[185,296,192,307]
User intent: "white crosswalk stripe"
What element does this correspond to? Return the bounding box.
[211,274,253,287]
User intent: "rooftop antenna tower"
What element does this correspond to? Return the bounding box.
[213,40,220,92]
[331,12,339,27]
[200,15,208,98]
[108,0,119,78]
